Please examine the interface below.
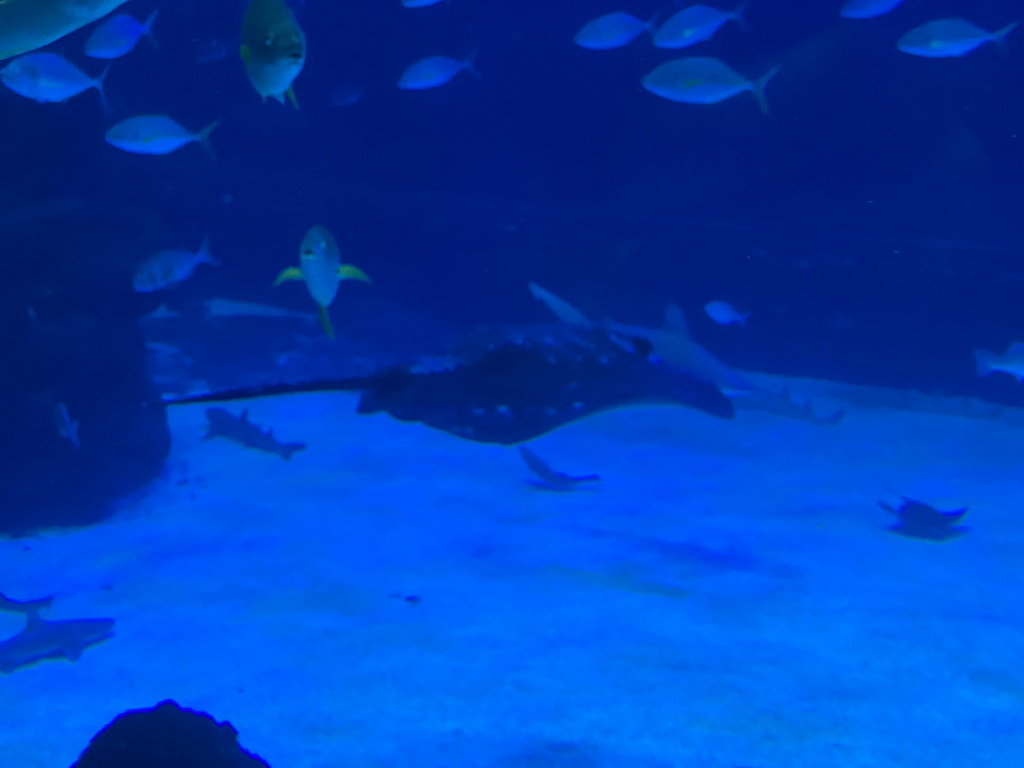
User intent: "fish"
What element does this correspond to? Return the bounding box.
[897,18,1019,58]
[878,496,968,541]
[204,407,305,460]
[105,115,221,158]
[518,445,601,491]
[84,9,158,59]
[704,300,749,326]
[0,53,108,108]
[0,609,114,674]
[0,0,130,61]
[398,53,479,90]
[54,402,80,448]
[642,57,779,114]
[133,237,220,293]
[839,0,905,20]
[974,342,1024,380]
[574,12,653,50]
[163,324,735,445]
[203,298,316,323]
[652,3,747,50]
[138,303,183,323]
[273,224,371,339]
[329,84,364,107]
[240,0,306,107]
[0,593,53,614]
[402,0,445,6]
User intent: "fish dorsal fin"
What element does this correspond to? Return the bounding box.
[663,303,691,338]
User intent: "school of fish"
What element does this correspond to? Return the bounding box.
[0,0,1018,348]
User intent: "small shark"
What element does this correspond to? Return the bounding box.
[203,297,317,323]
[166,324,735,445]
[204,407,306,460]
[0,610,114,674]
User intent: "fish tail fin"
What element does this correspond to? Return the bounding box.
[143,9,160,50]
[199,236,220,267]
[337,264,372,283]
[463,49,482,79]
[752,65,780,115]
[286,86,300,110]
[95,63,112,115]
[732,1,751,28]
[197,119,222,160]
[273,267,303,286]
[974,349,995,377]
[318,305,336,340]
[992,21,1020,56]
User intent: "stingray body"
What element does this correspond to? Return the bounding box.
[166,324,734,444]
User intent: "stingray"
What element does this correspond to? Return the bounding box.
[164,324,734,444]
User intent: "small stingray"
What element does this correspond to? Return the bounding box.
[878,496,968,541]
[518,445,600,491]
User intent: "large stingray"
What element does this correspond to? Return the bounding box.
[165,324,734,444]
[0,0,129,60]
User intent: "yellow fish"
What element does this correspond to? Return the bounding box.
[273,225,371,339]
[0,0,130,60]
[239,0,306,108]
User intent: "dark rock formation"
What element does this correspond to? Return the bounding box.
[72,699,270,768]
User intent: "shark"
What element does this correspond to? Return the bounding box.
[165,323,735,445]
[0,608,114,674]
[204,407,306,460]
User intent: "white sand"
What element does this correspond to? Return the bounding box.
[1,387,1022,767]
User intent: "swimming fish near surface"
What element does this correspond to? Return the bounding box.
[240,0,306,107]
[0,0,130,60]
[204,407,306,460]
[163,324,735,445]
[642,56,779,114]
[897,18,1019,58]
[84,9,158,59]
[652,3,747,50]
[105,115,222,158]
[0,53,109,108]
[274,224,371,339]
[0,607,114,674]
[574,12,653,50]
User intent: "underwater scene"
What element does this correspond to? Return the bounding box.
[1,0,1023,765]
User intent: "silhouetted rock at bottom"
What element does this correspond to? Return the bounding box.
[72,700,270,768]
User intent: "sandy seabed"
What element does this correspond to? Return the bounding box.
[1,385,1021,768]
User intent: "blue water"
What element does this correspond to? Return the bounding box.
[2,0,1024,765]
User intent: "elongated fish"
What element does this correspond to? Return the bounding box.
[273,225,371,339]
[163,324,735,445]
[0,0,130,61]
[0,609,114,674]
[240,0,306,107]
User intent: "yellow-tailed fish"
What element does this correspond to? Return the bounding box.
[239,0,306,108]
[273,225,371,339]
[0,0,130,61]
